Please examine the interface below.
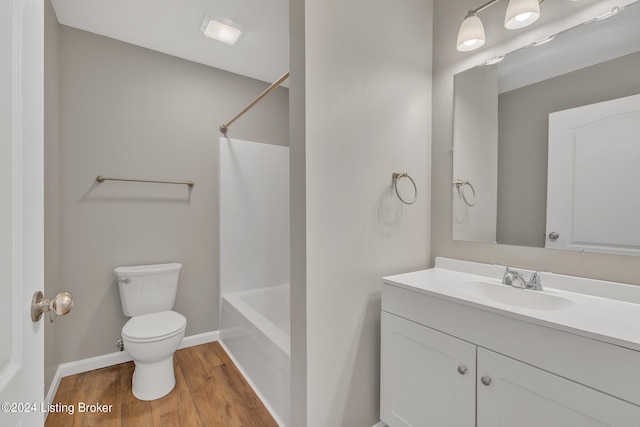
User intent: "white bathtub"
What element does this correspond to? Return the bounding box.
[220,284,290,427]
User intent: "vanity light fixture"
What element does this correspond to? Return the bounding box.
[457,11,486,51]
[200,15,243,45]
[504,0,541,29]
[457,0,544,52]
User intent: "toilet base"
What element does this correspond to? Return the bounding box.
[131,355,176,401]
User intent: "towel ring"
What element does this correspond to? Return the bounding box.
[393,172,417,205]
[453,180,476,207]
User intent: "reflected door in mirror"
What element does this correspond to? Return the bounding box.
[546,93,640,256]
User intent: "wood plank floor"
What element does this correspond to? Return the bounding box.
[45,342,278,427]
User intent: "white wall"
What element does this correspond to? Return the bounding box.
[291,0,433,425]
[432,0,640,286]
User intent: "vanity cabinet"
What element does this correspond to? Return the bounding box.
[381,296,640,427]
[380,312,475,427]
[477,347,640,427]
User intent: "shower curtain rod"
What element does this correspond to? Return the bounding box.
[219,71,290,135]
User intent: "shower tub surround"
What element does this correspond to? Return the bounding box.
[219,138,290,426]
[222,285,290,425]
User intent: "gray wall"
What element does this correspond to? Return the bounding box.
[44,0,60,396]
[432,0,640,285]
[54,25,288,363]
[497,51,640,247]
[289,0,307,425]
[292,0,433,425]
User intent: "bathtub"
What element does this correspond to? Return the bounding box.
[220,284,290,427]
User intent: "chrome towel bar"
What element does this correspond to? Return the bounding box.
[96,176,195,188]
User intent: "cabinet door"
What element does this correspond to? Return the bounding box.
[380,312,476,427]
[477,347,640,427]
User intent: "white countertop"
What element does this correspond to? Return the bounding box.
[383,261,640,352]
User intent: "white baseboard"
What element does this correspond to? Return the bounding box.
[372,422,388,427]
[45,330,219,414]
[179,330,220,350]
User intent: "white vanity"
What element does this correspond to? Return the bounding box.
[380,258,640,427]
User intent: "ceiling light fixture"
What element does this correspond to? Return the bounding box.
[200,15,243,45]
[457,0,543,52]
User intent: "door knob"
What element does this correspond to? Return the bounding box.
[457,365,468,375]
[481,376,492,386]
[548,232,559,241]
[31,291,73,322]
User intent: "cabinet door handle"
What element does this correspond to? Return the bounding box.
[480,376,492,386]
[457,365,468,375]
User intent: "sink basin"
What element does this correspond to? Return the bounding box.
[453,281,574,311]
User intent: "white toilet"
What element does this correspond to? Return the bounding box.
[115,263,187,401]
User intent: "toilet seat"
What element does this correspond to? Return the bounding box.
[122,311,186,343]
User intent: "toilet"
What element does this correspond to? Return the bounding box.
[115,263,187,401]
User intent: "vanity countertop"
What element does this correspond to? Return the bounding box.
[383,258,640,352]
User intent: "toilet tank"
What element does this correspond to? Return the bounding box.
[115,263,182,317]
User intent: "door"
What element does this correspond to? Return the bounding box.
[477,348,639,427]
[0,0,45,426]
[380,312,476,427]
[546,93,640,255]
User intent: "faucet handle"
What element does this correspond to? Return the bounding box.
[502,267,526,288]
[502,267,514,282]
[527,271,544,291]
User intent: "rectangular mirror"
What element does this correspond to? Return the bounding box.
[452,0,640,256]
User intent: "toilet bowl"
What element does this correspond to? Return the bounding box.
[115,263,187,401]
[121,310,186,400]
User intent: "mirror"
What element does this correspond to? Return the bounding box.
[452,1,640,256]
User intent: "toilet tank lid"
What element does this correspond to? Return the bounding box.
[114,263,182,277]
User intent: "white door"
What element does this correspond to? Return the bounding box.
[477,348,639,427]
[0,0,45,426]
[546,93,640,255]
[380,312,476,427]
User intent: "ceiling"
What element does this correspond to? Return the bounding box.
[51,0,290,86]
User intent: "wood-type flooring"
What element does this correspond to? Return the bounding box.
[45,342,278,427]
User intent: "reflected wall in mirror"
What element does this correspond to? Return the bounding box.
[452,0,640,256]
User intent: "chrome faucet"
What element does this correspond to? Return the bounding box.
[502,267,544,291]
